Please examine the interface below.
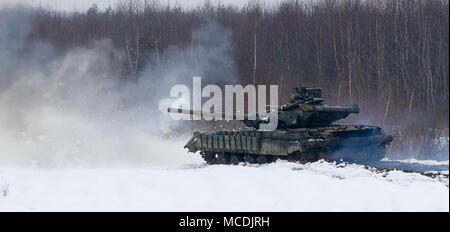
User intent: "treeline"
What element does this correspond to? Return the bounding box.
[27,0,449,159]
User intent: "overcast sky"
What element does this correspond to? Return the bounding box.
[0,0,281,11]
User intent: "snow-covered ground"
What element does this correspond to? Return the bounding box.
[0,160,448,212]
[0,134,448,212]
[382,157,449,166]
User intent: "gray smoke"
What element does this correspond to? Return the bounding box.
[0,7,235,167]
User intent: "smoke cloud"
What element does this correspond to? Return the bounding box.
[0,7,235,167]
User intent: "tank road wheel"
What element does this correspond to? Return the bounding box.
[318,151,331,161]
[243,154,255,164]
[201,152,216,165]
[287,151,320,163]
[270,155,279,163]
[302,152,319,163]
[229,154,242,165]
[256,155,268,164]
[287,152,300,162]
[215,153,228,164]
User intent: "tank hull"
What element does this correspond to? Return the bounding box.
[184,125,393,164]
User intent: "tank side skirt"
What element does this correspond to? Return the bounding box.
[189,125,391,165]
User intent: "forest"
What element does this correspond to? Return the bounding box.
[10,0,450,159]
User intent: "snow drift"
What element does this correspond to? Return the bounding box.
[0,160,448,211]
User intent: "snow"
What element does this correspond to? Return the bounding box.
[381,158,449,166]
[0,160,448,212]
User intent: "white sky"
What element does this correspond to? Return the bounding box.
[0,0,281,11]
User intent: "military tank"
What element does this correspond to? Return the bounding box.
[168,87,393,164]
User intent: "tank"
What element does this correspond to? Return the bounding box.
[168,87,393,164]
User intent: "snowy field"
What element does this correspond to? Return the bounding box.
[0,158,448,212]
[381,158,449,166]
[0,119,448,211]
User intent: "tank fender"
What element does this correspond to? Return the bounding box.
[184,132,200,153]
[340,134,393,147]
[300,137,341,151]
[381,135,394,144]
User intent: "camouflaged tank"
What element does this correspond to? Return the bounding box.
[168,87,393,165]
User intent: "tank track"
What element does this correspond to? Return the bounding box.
[200,145,387,165]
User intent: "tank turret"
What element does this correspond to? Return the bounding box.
[168,87,360,129]
[278,87,359,128]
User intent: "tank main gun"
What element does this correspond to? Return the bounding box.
[167,108,270,129]
[168,87,360,129]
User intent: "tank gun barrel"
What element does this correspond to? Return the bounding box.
[312,104,359,114]
[167,107,267,121]
[168,108,201,115]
